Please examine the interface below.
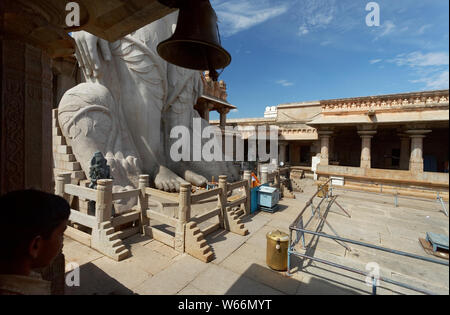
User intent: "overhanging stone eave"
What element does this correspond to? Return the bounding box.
[307,110,449,127]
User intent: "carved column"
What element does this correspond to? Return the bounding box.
[278,141,288,164]
[358,131,377,169]
[1,40,53,194]
[406,130,432,174]
[318,131,333,166]
[219,108,229,128]
[399,134,410,170]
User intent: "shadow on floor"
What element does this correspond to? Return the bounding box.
[65,262,136,295]
[223,262,362,295]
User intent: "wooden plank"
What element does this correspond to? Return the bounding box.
[111,211,140,227]
[112,189,140,201]
[227,181,247,191]
[64,226,91,247]
[145,187,179,202]
[191,188,222,204]
[227,196,247,208]
[146,210,178,227]
[69,209,96,228]
[146,226,175,247]
[191,208,220,224]
[65,184,97,201]
[201,222,220,236]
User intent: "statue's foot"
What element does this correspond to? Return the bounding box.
[182,170,208,188]
[154,165,188,192]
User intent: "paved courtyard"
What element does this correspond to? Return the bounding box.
[63,179,449,295]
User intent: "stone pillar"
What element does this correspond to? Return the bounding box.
[243,170,252,189]
[358,131,377,169]
[175,183,191,253]
[242,171,252,216]
[95,179,113,224]
[55,173,71,203]
[0,39,54,194]
[260,167,269,185]
[406,130,432,174]
[138,175,150,234]
[219,108,229,128]
[218,176,228,229]
[399,134,410,170]
[278,142,288,164]
[318,131,333,166]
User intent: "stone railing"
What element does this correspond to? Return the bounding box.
[321,90,449,114]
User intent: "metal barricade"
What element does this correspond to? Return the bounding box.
[287,180,449,295]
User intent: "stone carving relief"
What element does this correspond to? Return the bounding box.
[322,92,449,114]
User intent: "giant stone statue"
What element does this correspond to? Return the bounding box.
[58,12,238,213]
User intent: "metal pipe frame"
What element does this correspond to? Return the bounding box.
[331,182,448,215]
[287,181,448,295]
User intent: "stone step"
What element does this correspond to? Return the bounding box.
[55,145,73,154]
[116,248,130,261]
[200,245,212,255]
[191,227,201,236]
[110,239,123,248]
[54,160,81,171]
[54,153,77,162]
[107,231,122,241]
[198,239,208,248]
[52,127,62,136]
[114,244,126,254]
[53,135,66,146]
[100,222,113,230]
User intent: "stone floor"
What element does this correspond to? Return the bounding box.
[63,179,449,295]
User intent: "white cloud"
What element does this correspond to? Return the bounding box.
[212,0,289,36]
[276,80,294,87]
[410,71,449,90]
[370,59,383,64]
[298,25,309,36]
[376,20,396,39]
[294,0,336,36]
[390,52,449,67]
[320,40,333,46]
[418,24,432,35]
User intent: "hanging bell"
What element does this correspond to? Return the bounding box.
[157,0,231,74]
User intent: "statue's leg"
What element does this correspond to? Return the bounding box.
[58,83,142,213]
[163,105,210,187]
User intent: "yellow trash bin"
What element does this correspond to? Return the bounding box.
[266,230,289,271]
[317,183,329,198]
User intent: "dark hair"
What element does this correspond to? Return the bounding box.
[0,190,70,261]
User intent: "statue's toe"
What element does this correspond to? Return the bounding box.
[184,170,207,187]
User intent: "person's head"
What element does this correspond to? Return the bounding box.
[0,190,70,272]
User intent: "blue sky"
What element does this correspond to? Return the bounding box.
[208,0,449,120]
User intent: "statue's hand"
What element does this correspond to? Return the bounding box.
[72,31,112,79]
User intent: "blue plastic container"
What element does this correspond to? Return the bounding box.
[258,186,279,208]
[250,187,259,213]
